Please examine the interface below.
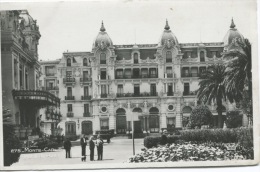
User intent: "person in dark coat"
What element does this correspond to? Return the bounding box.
[95,135,104,160]
[161,130,168,145]
[80,135,87,161]
[89,136,95,161]
[64,138,72,158]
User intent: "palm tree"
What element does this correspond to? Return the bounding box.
[223,38,252,103]
[197,63,226,128]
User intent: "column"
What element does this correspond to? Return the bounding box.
[161,113,167,129]
[175,97,182,128]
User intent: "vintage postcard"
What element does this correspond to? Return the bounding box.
[0,0,259,170]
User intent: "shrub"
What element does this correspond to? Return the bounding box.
[190,105,213,129]
[225,111,243,128]
[144,135,181,148]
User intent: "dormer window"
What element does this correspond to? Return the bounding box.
[83,58,88,66]
[67,58,71,67]
[134,53,138,64]
[100,53,106,64]
[166,51,172,63]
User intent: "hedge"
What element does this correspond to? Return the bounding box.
[143,128,253,148]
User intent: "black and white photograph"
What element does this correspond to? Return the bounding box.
[0,0,259,170]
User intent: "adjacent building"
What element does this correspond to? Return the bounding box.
[39,19,247,138]
[1,10,60,139]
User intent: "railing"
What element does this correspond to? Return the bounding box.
[182,73,199,77]
[167,92,174,96]
[12,89,60,106]
[45,73,56,76]
[101,93,108,98]
[65,96,75,100]
[67,112,74,117]
[80,77,92,82]
[63,77,75,83]
[81,95,91,100]
[115,74,158,79]
[46,86,59,90]
[183,91,197,96]
[116,92,158,98]
[83,112,91,117]
[167,73,173,78]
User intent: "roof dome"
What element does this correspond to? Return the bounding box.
[93,21,113,49]
[223,18,244,47]
[19,10,34,27]
[159,20,179,47]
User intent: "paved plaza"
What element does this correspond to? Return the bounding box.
[12,138,144,166]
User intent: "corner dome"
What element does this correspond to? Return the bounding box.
[159,20,179,47]
[19,10,34,27]
[93,21,113,49]
[223,18,244,47]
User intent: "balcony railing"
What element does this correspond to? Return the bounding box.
[81,95,91,100]
[46,86,59,90]
[45,73,56,76]
[101,93,108,98]
[183,91,197,96]
[116,92,158,98]
[115,74,158,79]
[67,112,74,117]
[80,77,92,82]
[83,112,91,117]
[167,73,173,78]
[181,73,199,77]
[65,96,75,100]
[167,92,174,96]
[63,77,76,84]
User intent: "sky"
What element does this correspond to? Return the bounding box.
[0,0,257,61]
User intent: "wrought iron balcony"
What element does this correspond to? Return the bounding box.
[81,95,91,100]
[12,89,60,106]
[83,112,91,117]
[183,91,197,96]
[115,74,158,79]
[101,93,108,98]
[63,77,76,84]
[65,96,75,100]
[46,86,59,91]
[167,73,173,78]
[167,92,174,96]
[67,112,74,117]
[181,73,199,77]
[80,77,92,83]
[116,92,158,98]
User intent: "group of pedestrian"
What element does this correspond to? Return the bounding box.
[63,134,104,161]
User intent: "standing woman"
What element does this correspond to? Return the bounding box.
[80,135,87,161]
[96,135,104,160]
[89,136,95,161]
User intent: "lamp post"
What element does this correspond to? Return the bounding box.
[132,111,135,155]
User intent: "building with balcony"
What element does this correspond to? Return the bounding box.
[43,19,247,138]
[1,10,60,139]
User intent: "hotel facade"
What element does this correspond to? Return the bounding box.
[39,20,248,137]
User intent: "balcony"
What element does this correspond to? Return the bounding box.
[63,77,76,84]
[46,86,59,91]
[83,112,91,117]
[12,89,60,106]
[115,74,158,79]
[181,73,199,78]
[167,92,174,96]
[116,92,158,98]
[81,95,91,100]
[65,96,75,100]
[80,77,92,83]
[183,91,197,96]
[166,73,173,78]
[67,112,74,117]
[45,73,56,77]
[101,94,108,98]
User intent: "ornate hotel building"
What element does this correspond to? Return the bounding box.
[40,19,247,137]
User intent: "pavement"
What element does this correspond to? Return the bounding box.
[12,138,144,166]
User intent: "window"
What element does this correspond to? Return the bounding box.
[200,51,205,62]
[150,84,157,96]
[134,84,140,95]
[45,66,55,76]
[84,104,89,113]
[48,82,54,89]
[39,80,42,87]
[83,58,88,66]
[166,67,173,78]
[141,69,148,78]
[191,51,197,58]
[67,58,71,67]
[25,69,28,90]
[184,83,190,95]
[67,87,72,97]
[166,51,172,63]
[84,86,89,96]
[167,117,176,131]
[133,68,140,78]
[100,119,109,130]
[100,69,106,80]
[19,65,23,88]
[191,68,198,77]
[116,69,123,79]
[66,71,72,78]
[150,68,157,78]
[100,53,106,64]
[67,104,73,112]
[134,53,138,64]
[117,85,123,94]
[66,122,76,135]
[187,52,191,58]
[101,85,107,98]
[167,83,173,96]
[83,71,89,80]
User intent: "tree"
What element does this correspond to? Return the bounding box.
[197,63,226,128]
[3,107,21,166]
[190,105,213,129]
[223,38,252,125]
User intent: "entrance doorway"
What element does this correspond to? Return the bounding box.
[82,121,93,135]
[116,108,127,134]
[149,107,160,133]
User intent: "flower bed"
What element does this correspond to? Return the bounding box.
[128,142,254,163]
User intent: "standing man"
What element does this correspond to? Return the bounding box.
[80,135,87,161]
[95,135,104,160]
[64,138,72,158]
[89,136,95,161]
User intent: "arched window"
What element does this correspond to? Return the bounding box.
[83,58,88,66]
[166,51,172,63]
[67,58,71,67]
[100,53,106,64]
[116,108,126,115]
[149,107,159,114]
[134,53,138,64]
